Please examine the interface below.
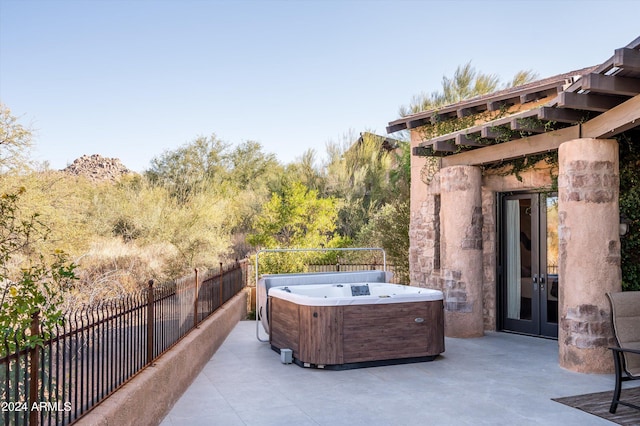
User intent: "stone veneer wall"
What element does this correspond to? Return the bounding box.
[481,187,497,331]
[409,191,442,289]
[409,131,443,290]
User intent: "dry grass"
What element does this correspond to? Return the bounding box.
[63,238,177,308]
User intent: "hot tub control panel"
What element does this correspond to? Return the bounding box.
[351,284,371,296]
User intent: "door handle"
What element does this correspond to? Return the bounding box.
[533,274,546,291]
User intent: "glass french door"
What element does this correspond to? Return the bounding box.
[500,193,558,338]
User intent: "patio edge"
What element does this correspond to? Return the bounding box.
[74,290,248,426]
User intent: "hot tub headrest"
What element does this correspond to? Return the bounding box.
[259,270,391,290]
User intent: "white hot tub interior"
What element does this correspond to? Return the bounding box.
[269,283,443,306]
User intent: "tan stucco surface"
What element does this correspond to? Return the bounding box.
[440,165,484,337]
[558,138,621,373]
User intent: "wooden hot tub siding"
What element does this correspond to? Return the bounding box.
[269,296,445,367]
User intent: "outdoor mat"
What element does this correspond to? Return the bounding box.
[552,386,640,425]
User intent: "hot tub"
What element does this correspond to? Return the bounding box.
[268,282,444,369]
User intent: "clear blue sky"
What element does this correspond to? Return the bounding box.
[1,0,638,172]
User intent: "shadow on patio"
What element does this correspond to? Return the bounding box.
[161,320,636,425]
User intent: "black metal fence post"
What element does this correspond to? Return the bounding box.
[194,268,199,328]
[219,262,223,305]
[235,259,240,293]
[146,280,154,365]
[29,310,40,426]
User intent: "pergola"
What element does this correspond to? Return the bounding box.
[387,36,640,167]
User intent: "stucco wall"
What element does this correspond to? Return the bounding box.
[75,291,248,426]
[557,138,621,373]
[440,165,484,337]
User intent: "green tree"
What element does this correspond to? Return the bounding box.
[225,141,282,191]
[0,171,98,259]
[247,178,347,273]
[145,135,229,202]
[388,140,411,199]
[144,137,284,259]
[508,70,539,88]
[285,148,325,194]
[0,103,33,173]
[222,141,285,257]
[399,62,538,115]
[356,201,410,283]
[248,179,340,249]
[0,188,77,354]
[354,141,411,282]
[324,132,394,238]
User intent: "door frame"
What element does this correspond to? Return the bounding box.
[497,191,558,339]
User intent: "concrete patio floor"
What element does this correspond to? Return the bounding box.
[161,320,634,425]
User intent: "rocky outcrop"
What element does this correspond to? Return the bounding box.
[62,154,135,182]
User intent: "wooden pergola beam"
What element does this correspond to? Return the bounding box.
[558,92,628,112]
[387,122,407,133]
[456,133,485,147]
[432,140,457,152]
[614,48,640,72]
[582,73,640,96]
[511,118,546,133]
[520,87,560,103]
[441,126,579,167]
[537,107,591,124]
[406,117,431,129]
[487,98,518,111]
[457,108,475,118]
[582,93,640,137]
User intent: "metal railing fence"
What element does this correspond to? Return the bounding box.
[1,260,248,426]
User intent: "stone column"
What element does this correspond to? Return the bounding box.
[558,138,621,373]
[440,165,484,337]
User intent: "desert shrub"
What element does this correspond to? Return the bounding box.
[65,238,175,307]
[87,177,231,278]
[0,188,77,352]
[0,171,98,258]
